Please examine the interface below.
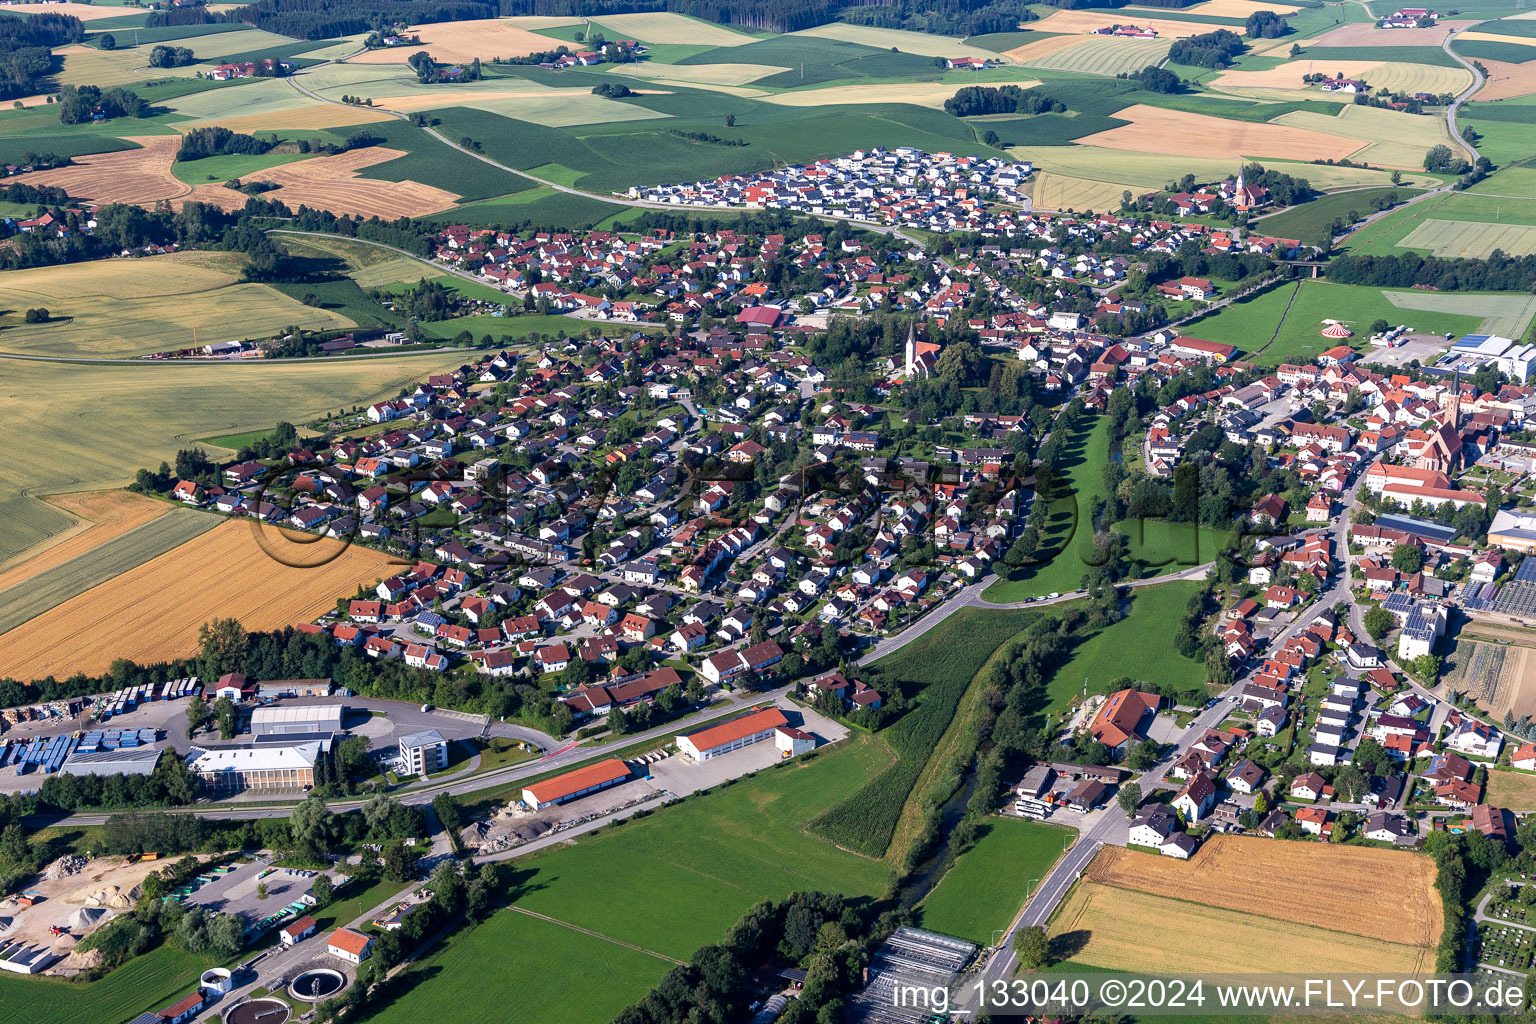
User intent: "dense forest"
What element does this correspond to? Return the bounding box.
[0,12,83,100]
[1326,251,1536,292]
[840,0,1038,36]
[943,84,1065,118]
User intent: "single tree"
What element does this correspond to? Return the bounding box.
[1013,925,1050,969]
[1117,781,1143,818]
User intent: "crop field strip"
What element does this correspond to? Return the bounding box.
[0,508,219,636]
[1398,218,1536,258]
[0,490,167,582]
[345,19,590,64]
[0,520,403,679]
[176,146,462,219]
[1274,103,1458,169]
[1075,104,1363,163]
[1020,37,1174,77]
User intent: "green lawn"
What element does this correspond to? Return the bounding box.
[1042,581,1210,713]
[982,414,1110,602]
[506,734,895,960]
[918,818,1075,945]
[368,909,673,1024]
[309,875,409,934]
[1177,280,1482,366]
[0,945,209,1024]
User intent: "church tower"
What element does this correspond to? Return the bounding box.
[904,323,916,377]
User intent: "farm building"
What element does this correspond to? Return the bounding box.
[398,729,448,777]
[522,757,631,810]
[677,707,788,761]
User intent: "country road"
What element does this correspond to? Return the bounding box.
[1442,23,1486,164]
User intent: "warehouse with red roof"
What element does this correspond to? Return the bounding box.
[677,707,788,762]
[522,757,631,810]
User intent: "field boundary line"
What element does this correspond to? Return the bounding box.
[507,905,685,964]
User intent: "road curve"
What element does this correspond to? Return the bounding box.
[1442,23,1485,164]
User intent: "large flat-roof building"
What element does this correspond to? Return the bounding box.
[250,704,344,739]
[522,757,630,810]
[1490,509,1536,555]
[398,729,447,777]
[185,740,327,792]
[676,707,787,762]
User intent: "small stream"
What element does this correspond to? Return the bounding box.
[897,770,980,909]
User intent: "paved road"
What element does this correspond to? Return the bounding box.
[1443,23,1486,164]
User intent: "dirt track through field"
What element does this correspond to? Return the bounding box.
[6,136,188,205]
[1087,836,1442,947]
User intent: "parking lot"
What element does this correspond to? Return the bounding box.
[185,860,344,929]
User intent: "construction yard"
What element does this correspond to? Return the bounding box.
[0,854,181,974]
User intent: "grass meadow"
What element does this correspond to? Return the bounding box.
[918,818,1075,944]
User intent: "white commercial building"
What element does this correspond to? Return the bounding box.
[250,703,344,738]
[397,729,448,777]
[676,708,787,762]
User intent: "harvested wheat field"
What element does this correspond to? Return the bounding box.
[1476,59,1536,100]
[1077,104,1361,163]
[0,491,170,583]
[589,12,759,46]
[348,19,587,63]
[6,136,186,206]
[1087,837,1443,947]
[1031,8,1228,36]
[178,147,460,218]
[0,520,401,679]
[54,44,197,88]
[1001,34,1086,64]
[792,23,1006,59]
[765,80,1035,108]
[1276,103,1454,168]
[609,61,781,92]
[1032,171,1132,211]
[0,1,131,19]
[1311,20,1475,47]
[1050,882,1432,975]
[1134,0,1297,16]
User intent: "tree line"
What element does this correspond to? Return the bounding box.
[0,13,83,101]
[1327,250,1536,292]
[942,84,1065,118]
[1168,28,1246,68]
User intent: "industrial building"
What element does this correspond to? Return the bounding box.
[1489,509,1536,555]
[522,757,630,810]
[676,707,788,762]
[250,704,344,739]
[58,746,162,777]
[398,729,448,777]
[185,740,328,792]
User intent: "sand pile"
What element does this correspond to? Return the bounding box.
[42,855,86,880]
[53,947,103,974]
[67,906,108,930]
[80,885,136,910]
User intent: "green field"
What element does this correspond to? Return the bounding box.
[1396,218,1536,258]
[269,279,407,331]
[982,414,1111,602]
[1041,581,1210,712]
[170,150,312,185]
[369,908,674,1024]
[809,607,1039,857]
[0,945,210,1024]
[675,35,939,88]
[497,734,895,960]
[1177,280,1483,366]
[1257,187,1425,244]
[918,818,1075,945]
[0,508,219,634]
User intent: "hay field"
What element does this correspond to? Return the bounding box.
[1077,104,1362,162]
[1311,20,1475,47]
[791,23,1006,59]
[1050,882,1432,975]
[0,521,401,678]
[182,28,296,59]
[1019,37,1173,76]
[1398,217,1536,256]
[1001,35,1084,63]
[350,256,447,288]
[1032,171,1131,211]
[179,102,397,133]
[347,20,591,64]
[0,2,129,20]
[300,63,668,126]
[609,61,785,86]
[178,146,460,218]
[166,77,322,124]
[1477,58,1536,100]
[1383,288,1536,337]
[1212,58,1384,90]
[55,44,198,88]
[0,490,170,583]
[1031,8,1228,36]
[0,351,465,564]
[589,12,759,46]
[1086,838,1443,948]
[0,250,354,357]
[1362,60,1473,95]
[1275,103,1454,167]
[1486,769,1536,812]
[764,80,1034,108]
[6,135,186,205]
